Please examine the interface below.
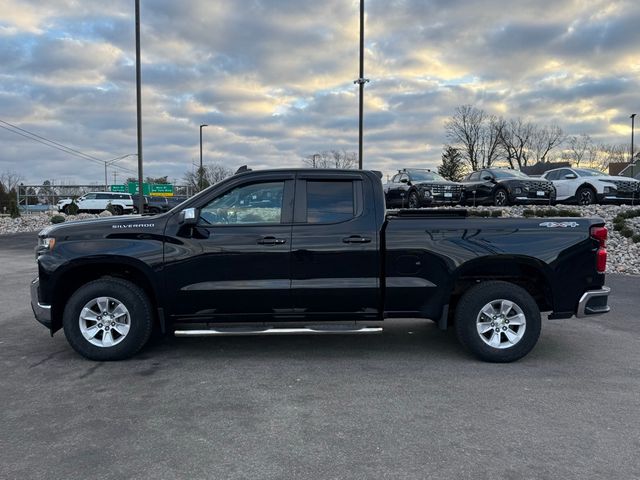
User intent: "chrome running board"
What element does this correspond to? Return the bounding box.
[174,326,383,337]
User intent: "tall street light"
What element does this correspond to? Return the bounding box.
[353,0,369,170]
[135,0,144,214]
[199,124,208,191]
[631,114,636,163]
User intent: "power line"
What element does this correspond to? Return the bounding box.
[0,119,137,174]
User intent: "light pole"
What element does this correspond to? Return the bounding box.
[631,114,636,163]
[199,124,208,191]
[135,0,144,215]
[353,0,369,170]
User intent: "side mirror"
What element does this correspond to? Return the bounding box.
[400,178,408,184]
[179,207,199,225]
[482,175,493,181]
[564,173,577,179]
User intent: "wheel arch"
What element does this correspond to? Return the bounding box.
[443,255,554,328]
[49,257,161,334]
[576,182,598,195]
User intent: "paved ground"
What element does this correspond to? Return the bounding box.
[1,233,639,480]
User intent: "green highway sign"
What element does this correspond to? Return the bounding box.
[124,182,174,196]
[110,185,127,193]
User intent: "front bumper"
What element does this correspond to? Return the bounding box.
[30,277,52,328]
[509,191,555,204]
[576,286,610,318]
[597,192,640,204]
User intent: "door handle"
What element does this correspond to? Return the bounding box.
[342,235,371,244]
[257,236,287,245]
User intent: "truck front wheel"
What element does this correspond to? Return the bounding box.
[62,278,154,360]
[454,281,541,362]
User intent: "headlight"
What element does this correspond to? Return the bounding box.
[514,187,523,194]
[421,189,431,197]
[38,237,56,250]
[603,186,616,194]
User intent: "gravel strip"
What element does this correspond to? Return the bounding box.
[1,206,638,275]
[0,211,112,235]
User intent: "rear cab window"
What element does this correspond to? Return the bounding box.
[295,178,364,224]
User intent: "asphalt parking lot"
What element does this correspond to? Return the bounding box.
[1,233,639,480]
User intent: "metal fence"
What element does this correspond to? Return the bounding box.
[15,184,195,213]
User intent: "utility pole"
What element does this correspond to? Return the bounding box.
[353,0,369,170]
[135,0,144,214]
[199,124,208,191]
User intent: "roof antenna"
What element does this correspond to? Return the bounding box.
[235,165,251,174]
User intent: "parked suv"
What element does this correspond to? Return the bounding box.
[462,168,556,206]
[542,167,640,205]
[57,192,134,215]
[385,169,464,208]
[131,195,172,214]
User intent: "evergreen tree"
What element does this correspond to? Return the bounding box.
[438,146,466,182]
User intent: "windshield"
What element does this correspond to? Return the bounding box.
[574,168,604,177]
[407,170,446,182]
[491,170,530,179]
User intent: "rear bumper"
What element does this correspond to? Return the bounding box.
[576,286,611,318]
[30,278,52,329]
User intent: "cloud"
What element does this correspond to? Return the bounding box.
[0,0,637,184]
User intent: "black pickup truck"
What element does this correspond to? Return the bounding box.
[31,168,610,362]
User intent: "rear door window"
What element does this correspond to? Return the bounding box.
[306,180,355,224]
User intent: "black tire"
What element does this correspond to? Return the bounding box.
[62,205,71,214]
[112,205,123,215]
[408,190,421,209]
[454,281,541,363]
[576,186,596,205]
[62,278,154,361]
[493,188,510,206]
[149,207,160,214]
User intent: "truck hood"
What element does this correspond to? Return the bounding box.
[39,214,168,238]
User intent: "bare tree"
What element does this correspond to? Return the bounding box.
[303,150,357,169]
[530,125,565,163]
[0,171,24,192]
[479,116,505,168]
[183,163,233,192]
[566,134,593,167]
[594,143,627,170]
[445,105,486,171]
[499,118,535,168]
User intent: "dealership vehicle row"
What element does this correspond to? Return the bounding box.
[384,167,640,208]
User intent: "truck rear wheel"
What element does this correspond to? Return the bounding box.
[62,278,153,361]
[454,281,541,362]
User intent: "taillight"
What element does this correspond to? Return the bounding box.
[591,226,607,247]
[591,226,607,273]
[596,249,607,273]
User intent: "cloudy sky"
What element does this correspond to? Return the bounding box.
[0,0,638,184]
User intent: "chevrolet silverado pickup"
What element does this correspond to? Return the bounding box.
[31,168,610,362]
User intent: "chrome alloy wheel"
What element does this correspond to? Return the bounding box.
[79,297,131,347]
[476,299,526,349]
